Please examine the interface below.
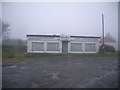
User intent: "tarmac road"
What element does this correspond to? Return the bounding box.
[2,55,118,88]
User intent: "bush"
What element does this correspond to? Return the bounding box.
[2,45,15,58]
[2,44,26,59]
[99,44,115,53]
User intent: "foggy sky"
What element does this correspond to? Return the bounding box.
[2,2,118,40]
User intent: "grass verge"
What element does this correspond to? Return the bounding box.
[2,52,118,65]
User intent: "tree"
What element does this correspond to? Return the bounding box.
[1,22,10,44]
[99,44,115,53]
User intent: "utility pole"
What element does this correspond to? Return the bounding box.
[102,14,104,54]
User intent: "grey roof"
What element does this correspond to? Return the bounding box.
[26,34,60,37]
[26,34,100,38]
[71,35,100,38]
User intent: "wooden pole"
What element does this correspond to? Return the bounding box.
[102,14,104,54]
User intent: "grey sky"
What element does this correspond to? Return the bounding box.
[2,2,118,40]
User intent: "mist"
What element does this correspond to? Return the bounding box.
[2,2,118,41]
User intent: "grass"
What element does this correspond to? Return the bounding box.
[21,53,118,60]
[2,52,118,65]
[2,53,63,65]
[3,53,63,61]
[3,52,118,60]
[71,52,118,57]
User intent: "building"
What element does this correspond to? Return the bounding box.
[26,34,100,54]
[100,33,117,51]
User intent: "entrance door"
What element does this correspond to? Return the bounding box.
[62,41,68,54]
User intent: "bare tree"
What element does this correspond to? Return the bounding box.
[0,21,11,44]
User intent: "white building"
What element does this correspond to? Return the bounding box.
[26,34,100,54]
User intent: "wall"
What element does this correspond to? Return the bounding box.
[27,40,99,54]
[68,41,99,53]
[27,40,62,53]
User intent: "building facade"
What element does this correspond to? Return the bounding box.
[27,34,100,54]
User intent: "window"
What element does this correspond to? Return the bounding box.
[71,43,82,51]
[47,43,59,51]
[32,42,44,51]
[85,43,96,51]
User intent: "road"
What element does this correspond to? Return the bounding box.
[2,55,118,88]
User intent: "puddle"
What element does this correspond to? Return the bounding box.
[101,67,113,71]
[48,72,59,80]
[31,83,40,88]
[5,65,17,68]
[74,62,82,64]
[43,71,60,80]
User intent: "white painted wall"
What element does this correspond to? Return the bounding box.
[68,41,99,53]
[27,40,100,54]
[27,40,62,53]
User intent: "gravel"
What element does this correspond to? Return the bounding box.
[2,56,118,88]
